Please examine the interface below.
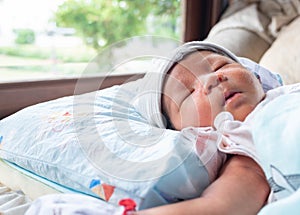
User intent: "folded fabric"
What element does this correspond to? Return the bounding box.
[238,57,283,92]
[134,41,283,129]
[0,183,31,215]
[259,0,300,37]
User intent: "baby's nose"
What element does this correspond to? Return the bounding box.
[203,73,227,94]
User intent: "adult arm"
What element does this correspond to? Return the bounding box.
[131,155,270,215]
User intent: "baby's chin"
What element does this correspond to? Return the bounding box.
[229,107,255,122]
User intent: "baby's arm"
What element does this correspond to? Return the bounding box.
[131,155,269,215]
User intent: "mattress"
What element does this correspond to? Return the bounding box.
[0,158,61,201]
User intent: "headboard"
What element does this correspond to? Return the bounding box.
[0,74,144,119]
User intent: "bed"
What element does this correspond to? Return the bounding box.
[1,0,300,214]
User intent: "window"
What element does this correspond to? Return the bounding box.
[0,0,182,83]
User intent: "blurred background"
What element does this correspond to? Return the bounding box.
[0,0,181,82]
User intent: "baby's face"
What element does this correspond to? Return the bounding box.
[162,51,265,130]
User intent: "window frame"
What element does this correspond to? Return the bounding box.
[0,74,143,119]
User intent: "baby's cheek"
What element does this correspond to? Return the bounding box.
[180,99,200,127]
[193,94,214,127]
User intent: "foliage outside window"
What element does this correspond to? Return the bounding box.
[55,0,181,51]
[14,29,36,45]
[0,0,181,82]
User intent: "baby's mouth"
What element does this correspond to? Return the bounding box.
[224,91,241,105]
[225,92,236,100]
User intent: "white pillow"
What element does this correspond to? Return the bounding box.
[259,17,300,84]
[205,4,271,62]
[0,80,224,209]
